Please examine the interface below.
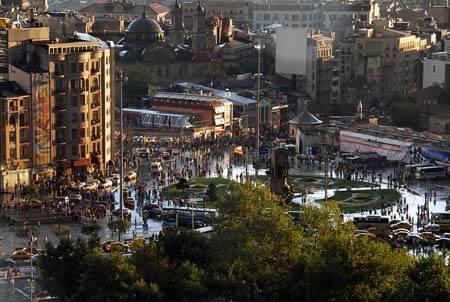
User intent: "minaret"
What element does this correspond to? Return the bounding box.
[172,0,185,45]
[192,1,206,54]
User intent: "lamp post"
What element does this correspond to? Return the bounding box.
[118,69,128,220]
[254,42,263,177]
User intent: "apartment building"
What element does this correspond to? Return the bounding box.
[8,26,113,180]
[252,3,320,30]
[306,34,333,103]
[339,24,427,102]
[0,82,32,189]
[423,50,450,89]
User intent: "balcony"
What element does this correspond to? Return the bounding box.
[56,121,66,128]
[54,88,66,95]
[91,134,101,140]
[91,119,100,125]
[91,68,100,74]
[90,101,101,109]
[55,105,66,111]
[53,71,64,77]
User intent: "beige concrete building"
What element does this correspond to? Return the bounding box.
[306,34,333,104]
[339,24,429,102]
[8,26,113,180]
[0,82,32,189]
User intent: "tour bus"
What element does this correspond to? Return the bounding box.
[415,166,447,180]
[352,215,390,237]
[162,206,218,228]
[432,212,450,232]
[405,162,434,173]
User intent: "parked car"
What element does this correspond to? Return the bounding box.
[125,197,135,208]
[91,204,107,214]
[390,221,413,231]
[85,180,100,190]
[68,194,82,201]
[124,172,137,181]
[99,179,113,189]
[55,196,69,204]
[171,148,180,156]
[105,242,129,253]
[9,250,32,260]
[418,223,440,233]
[112,207,132,217]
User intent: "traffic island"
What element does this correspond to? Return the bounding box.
[322,189,401,213]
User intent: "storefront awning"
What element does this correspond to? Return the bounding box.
[73,158,91,167]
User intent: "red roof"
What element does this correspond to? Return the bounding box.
[148,3,169,14]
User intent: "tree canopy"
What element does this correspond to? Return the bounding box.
[38,181,450,302]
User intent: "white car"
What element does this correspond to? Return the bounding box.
[68,194,82,201]
[85,180,99,190]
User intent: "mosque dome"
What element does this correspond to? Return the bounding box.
[125,13,164,45]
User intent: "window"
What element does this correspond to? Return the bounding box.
[292,14,299,21]
[19,114,25,126]
[71,113,78,123]
[78,63,83,72]
[9,148,16,159]
[72,145,78,156]
[80,113,85,122]
[80,128,85,138]
[9,131,15,142]
[71,96,77,106]
[433,65,436,73]
[20,146,26,158]
[19,129,25,143]
[80,95,86,105]
[263,14,270,20]
[72,129,77,139]
[70,63,76,72]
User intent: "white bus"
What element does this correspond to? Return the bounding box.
[415,166,447,180]
[405,162,434,173]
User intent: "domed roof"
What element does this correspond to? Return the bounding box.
[126,14,163,34]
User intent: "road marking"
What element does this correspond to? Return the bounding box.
[13,286,31,298]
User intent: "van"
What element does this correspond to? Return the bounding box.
[150,162,163,174]
[55,196,69,204]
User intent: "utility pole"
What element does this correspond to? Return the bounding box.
[324,151,328,202]
[255,42,262,177]
[118,70,127,220]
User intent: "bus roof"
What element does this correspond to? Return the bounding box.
[162,206,217,213]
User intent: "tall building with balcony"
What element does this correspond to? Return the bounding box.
[338,24,428,102]
[0,82,32,189]
[8,26,113,180]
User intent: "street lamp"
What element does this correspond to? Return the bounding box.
[117,69,128,220]
[254,41,264,177]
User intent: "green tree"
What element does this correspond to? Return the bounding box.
[390,101,422,130]
[38,237,92,300]
[22,184,38,200]
[16,225,40,238]
[394,253,450,302]
[293,202,412,302]
[75,251,152,302]
[122,63,156,101]
[108,219,131,242]
[157,229,210,266]
[209,181,304,301]
[173,261,206,302]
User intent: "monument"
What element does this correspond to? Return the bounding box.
[270,146,291,197]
